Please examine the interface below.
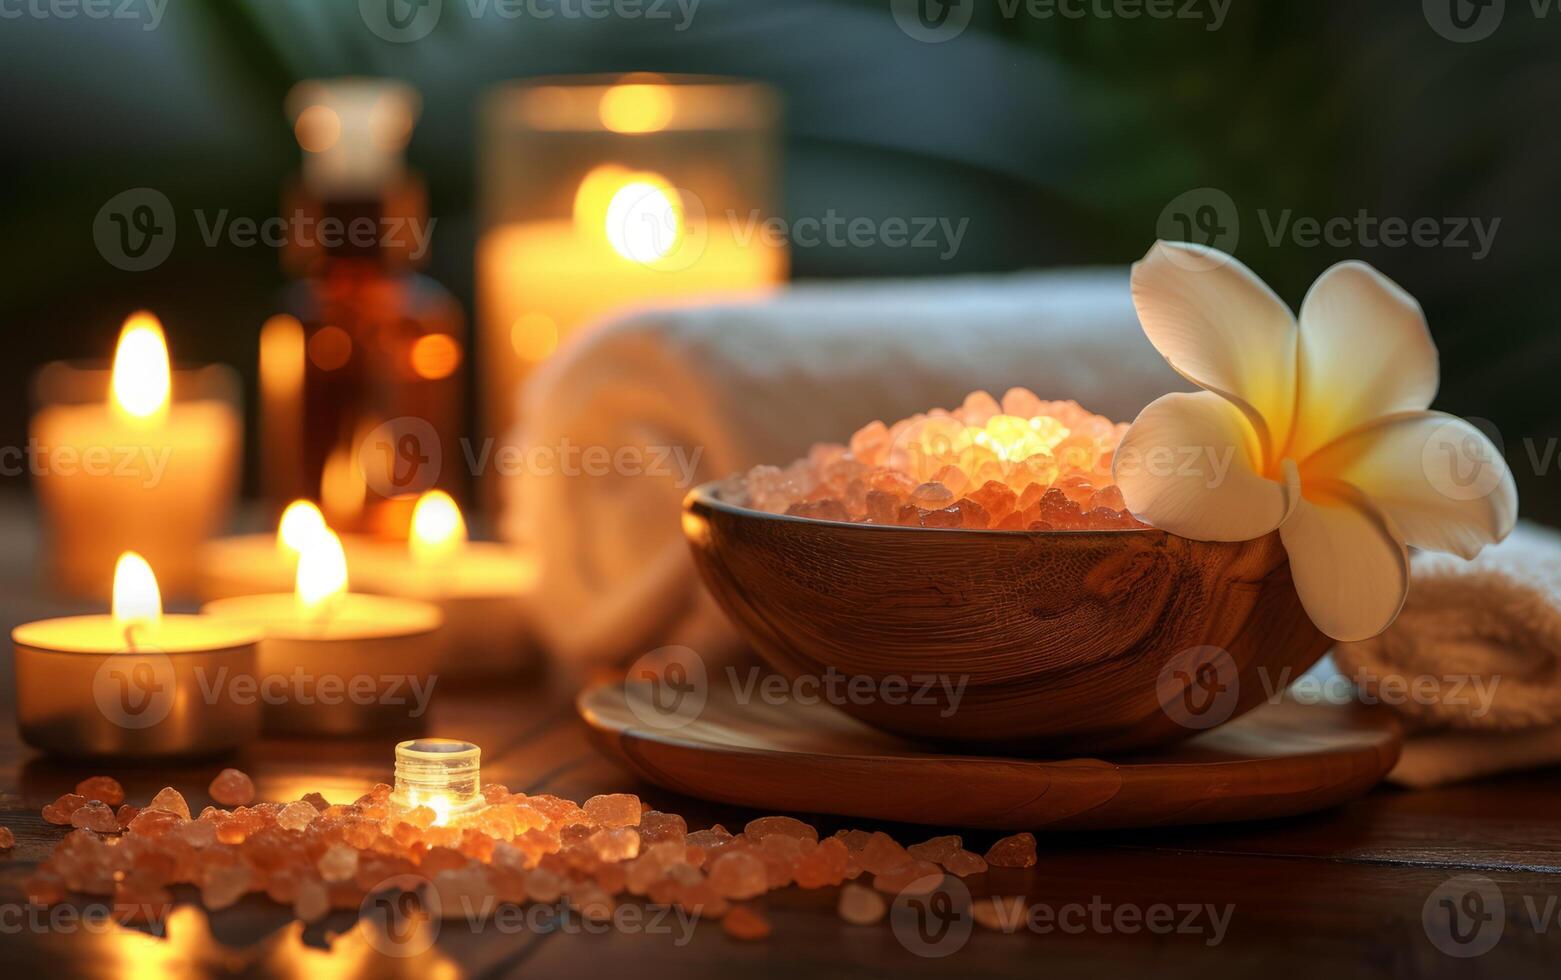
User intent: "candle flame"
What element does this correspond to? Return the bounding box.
[573,164,683,264]
[112,551,163,634]
[296,529,349,617]
[111,312,171,421]
[277,500,330,555]
[410,491,466,565]
[606,179,682,264]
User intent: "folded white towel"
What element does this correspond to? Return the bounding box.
[1332,521,1561,786]
[503,269,1189,665]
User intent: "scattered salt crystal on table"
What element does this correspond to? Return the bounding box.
[68,802,118,833]
[208,768,255,806]
[146,787,191,820]
[984,832,1037,868]
[19,770,1051,945]
[74,777,124,807]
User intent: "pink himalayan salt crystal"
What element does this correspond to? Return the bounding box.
[873,861,944,895]
[722,905,771,940]
[116,805,140,829]
[526,867,563,903]
[794,837,849,889]
[755,834,807,889]
[638,811,687,844]
[733,389,1143,531]
[294,877,330,922]
[588,827,641,862]
[318,843,360,883]
[277,801,318,831]
[744,815,819,844]
[69,801,119,833]
[41,793,87,825]
[838,883,888,925]
[942,848,989,877]
[26,774,1023,942]
[858,832,911,875]
[707,850,768,899]
[201,864,252,910]
[583,794,641,828]
[686,826,733,850]
[0,827,13,849]
[208,769,254,806]
[985,832,1037,868]
[75,776,125,806]
[906,835,962,863]
[147,787,191,821]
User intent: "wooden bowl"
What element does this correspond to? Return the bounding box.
[683,482,1331,755]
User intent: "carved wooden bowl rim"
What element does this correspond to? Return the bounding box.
[685,480,1165,539]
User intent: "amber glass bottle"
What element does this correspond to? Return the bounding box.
[261,79,464,537]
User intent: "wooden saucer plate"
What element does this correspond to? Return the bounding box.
[579,680,1403,831]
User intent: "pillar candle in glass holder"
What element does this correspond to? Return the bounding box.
[477,74,787,501]
[32,313,240,599]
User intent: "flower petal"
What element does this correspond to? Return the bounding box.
[1301,411,1517,559]
[1289,261,1439,459]
[1113,391,1297,542]
[1130,241,1298,461]
[1280,487,1409,642]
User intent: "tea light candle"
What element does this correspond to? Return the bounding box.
[202,530,444,735]
[353,491,538,679]
[12,552,263,759]
[198,500,335,600]
[32,313,240,599]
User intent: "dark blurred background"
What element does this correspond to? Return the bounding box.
[2,0,1558,521]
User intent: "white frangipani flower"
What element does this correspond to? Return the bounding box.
[1113,241,1517,642]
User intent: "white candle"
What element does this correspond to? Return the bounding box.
[32,313,240,599]
[353,491,539,679]
[202,530,444,735]
[198,500,333,601]
[12,552,262,759]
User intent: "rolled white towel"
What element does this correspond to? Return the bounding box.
[504,268,1189,665]
[1332,521,1561,786]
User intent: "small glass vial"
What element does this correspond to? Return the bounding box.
[392,737,482,824]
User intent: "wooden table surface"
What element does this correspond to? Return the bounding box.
[0,495,1556,978]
